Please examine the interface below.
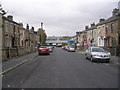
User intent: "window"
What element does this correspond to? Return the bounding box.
[10,23,13,33]
[98,37,104,46]
[22,40,24,47]
[99,38,101,46]
[106,26,108,34]
[98,27,101,34]
[118,34,120,44]
[5,22,8,32]
[6,36,9,47]
[111,38,114,46]
[111,23,114,32]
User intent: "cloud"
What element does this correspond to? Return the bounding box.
[1,0,119,36]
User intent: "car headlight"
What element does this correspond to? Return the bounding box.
[93,55,99,57]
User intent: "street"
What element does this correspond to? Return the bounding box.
[2,48,119,88]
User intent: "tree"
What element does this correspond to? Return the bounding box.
[0,3,6,15]
[37,28,47,46]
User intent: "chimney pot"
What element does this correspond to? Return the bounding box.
[99,19,105,23]
[7,15,13,21]
[91,23,95,27]
[112,8,119,16]
[85,26,89,30]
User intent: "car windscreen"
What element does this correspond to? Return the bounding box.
[92,48,105,52]
[69,46,75,48]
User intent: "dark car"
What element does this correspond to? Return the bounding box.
[38,46,50,55]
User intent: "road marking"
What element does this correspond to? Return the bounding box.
[104,64,110,65]
[114,62,119,65]
[0,55,38,76]
[7,85,10,87]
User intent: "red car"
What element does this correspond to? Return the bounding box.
[38,46,50,55]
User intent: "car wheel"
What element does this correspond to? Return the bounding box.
[86,56,88,59]
[106,60,110,63]
[85,55,88,59]
[90,56,94,62]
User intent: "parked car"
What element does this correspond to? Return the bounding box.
[85,47,111,63]
[64,46,68,50]
[62,46,65,50]
[38,46,50,55]
[67,46,75,52]
[47,46,53,52]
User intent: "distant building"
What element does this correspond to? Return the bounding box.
[46,36,73,45]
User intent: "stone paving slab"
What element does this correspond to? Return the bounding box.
[2,52,38,71]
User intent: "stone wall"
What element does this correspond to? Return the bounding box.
[2,47,37,61]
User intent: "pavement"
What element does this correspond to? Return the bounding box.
[2,52,38,75]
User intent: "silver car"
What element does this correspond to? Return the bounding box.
[47,46,53,52]
[67,46,75,52]
[85,47,111,63]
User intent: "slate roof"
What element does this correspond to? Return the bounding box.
[2,16,19,25]
[88,25,97,31]
[96,15,118,26]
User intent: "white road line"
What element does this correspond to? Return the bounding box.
[114,62,119,65]
[104,64,110,65]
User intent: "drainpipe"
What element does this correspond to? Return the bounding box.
[0,9,3,90]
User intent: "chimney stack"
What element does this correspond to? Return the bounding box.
[99,19,105,23]
[26,24,29,30]
[85,26,89,30]
[91,23,95,27]
[31,27,34,32]
[76,32,80,35]
[41,22,43,29]
[112,8,119,16]
[7,15,13,21]
[19,23,23,28]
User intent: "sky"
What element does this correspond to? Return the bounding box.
[1,0,120,36]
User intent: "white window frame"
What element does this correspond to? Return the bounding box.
[5,21,8,32]
[98,37,104,46]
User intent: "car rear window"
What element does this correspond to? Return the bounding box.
[39,47,47,49]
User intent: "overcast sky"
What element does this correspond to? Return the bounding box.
[1,0,120,36]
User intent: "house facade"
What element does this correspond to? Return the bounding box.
[75,8,120,56]
[2,15,20,59]
[0,13,45,61]
[105,9,119,47]
[96,19,106,47]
